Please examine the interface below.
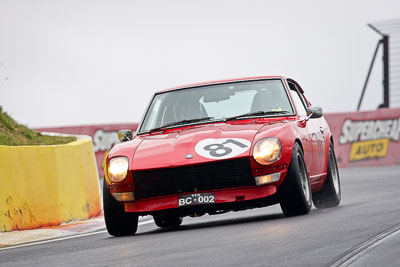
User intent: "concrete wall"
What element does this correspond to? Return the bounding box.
[36,123,138,177]
[0,138,101,232]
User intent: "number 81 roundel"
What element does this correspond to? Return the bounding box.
[195,138,251,160]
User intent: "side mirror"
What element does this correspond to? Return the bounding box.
[118,129,133,142]
[306,106,323,119]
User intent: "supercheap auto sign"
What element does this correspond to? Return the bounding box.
[340,118,400,161]
[325,108,400,168]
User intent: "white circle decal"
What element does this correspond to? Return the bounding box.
[195,138,251,160]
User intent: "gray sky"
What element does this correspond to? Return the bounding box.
[0,0,399,127]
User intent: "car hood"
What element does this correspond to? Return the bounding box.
[128,120,288,170]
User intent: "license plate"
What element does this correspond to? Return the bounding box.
[178,193,215,206]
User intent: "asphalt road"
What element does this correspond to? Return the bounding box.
[1,165,400,267]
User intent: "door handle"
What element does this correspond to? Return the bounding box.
[320,127,324,134]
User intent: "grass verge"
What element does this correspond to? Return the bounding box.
[0,106,76,146]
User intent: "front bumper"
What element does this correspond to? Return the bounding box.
[124,185,277,214]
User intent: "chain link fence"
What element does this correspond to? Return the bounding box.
[370,18,400,108]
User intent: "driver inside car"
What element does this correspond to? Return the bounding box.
[172,99,208,122]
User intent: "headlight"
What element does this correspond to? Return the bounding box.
[108,157,129,182]
[252,137,282,165]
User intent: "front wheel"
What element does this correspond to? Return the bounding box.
[279,142,312,217]
[103,180,138,236]
[312,143,341,208]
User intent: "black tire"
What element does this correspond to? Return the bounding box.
[153,215,183,229]
[103,180,138,236]
[312,143,341,208]
[279,142,312,216]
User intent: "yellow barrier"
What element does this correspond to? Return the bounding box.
[0,139,101,232]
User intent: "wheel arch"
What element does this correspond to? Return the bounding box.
[294,138,304,152]
[323,133,334,174]
[286,138,304,169]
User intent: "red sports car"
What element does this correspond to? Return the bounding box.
[103,76,341,236]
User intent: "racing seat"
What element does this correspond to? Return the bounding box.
[163,101,208,124]
[251,89,276,112]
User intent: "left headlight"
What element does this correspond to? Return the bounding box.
[252,137,282,165]
[108,157,129,182]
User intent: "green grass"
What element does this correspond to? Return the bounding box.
[0,106,76,146]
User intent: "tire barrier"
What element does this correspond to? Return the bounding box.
[0,138,101,232]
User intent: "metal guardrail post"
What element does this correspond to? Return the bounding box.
[357,40,382,111]
[358,24,391,110]
[383,35,390,108]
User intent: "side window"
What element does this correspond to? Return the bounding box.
[288,88,307,116]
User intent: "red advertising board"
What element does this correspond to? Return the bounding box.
[36,108,400,175]
[36,124,138,177]
[325,108,400,168]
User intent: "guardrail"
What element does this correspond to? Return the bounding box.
[0,138,101,232]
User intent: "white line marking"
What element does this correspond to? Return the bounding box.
[330,223,400,267]
[0,219,154,251]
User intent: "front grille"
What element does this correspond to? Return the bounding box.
[132,158,255,199]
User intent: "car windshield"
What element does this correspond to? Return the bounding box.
[139,79,294,134]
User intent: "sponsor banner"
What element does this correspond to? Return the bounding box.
[325,108,400,168]
[36,124,138,176]
[349,138,389,162]
[35,107,400,172]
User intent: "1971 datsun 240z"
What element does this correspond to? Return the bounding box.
[103,76,341,236]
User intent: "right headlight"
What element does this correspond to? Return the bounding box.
[107,157,129,182]
[252,137,282,165]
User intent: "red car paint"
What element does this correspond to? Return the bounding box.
[105,76,332,215]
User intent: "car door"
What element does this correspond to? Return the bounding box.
[296,86,327,177]
[288,82,322,181]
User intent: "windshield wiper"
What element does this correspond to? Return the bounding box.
[224,110,290,122]
[148,117,215,133]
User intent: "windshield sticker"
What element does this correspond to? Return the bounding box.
[195,138,251,160]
